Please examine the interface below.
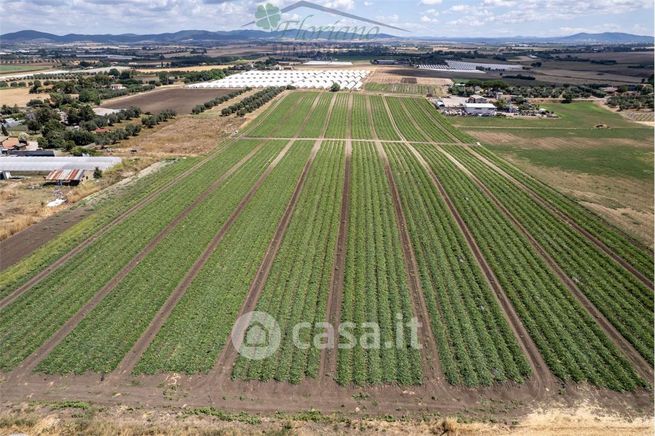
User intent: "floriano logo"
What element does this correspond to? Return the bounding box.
[255,3,282,31]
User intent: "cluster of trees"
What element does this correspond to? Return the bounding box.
[607,86,654,110]
[33,105,144,150]
[34,73,155,104]
[141,109,176,128]
[191,89,248,114]
[221,87,286,117]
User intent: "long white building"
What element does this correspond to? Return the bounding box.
[187,69,370,90]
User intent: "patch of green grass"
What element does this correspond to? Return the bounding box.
[185,407,262,424]
[492,143,654,180]
[453,102,649,129]
[0,65,51,74]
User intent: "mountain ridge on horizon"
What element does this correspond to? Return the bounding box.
[1,29,653,45]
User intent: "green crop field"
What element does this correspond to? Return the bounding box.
[0,90,651,398]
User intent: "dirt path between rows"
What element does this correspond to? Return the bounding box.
[465,146,654,289]
[209,94,324,384]
[389,97,552,390]
[319,93,353,382]
[437,147,653,384]
[369,95,442,383]
[9,142,267,380]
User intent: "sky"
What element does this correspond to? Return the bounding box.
[0,0,653,37]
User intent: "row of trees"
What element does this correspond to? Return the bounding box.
[191,89,248,114]
[221,87,287,117]
[141,109,176,128]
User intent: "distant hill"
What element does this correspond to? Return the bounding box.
[0,29,396,44]
[1,30,652,45]
[419,32,654,45]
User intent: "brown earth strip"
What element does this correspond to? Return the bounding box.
[465,145,654,290]
[367,95,442,382]
[319,93,356,381]
[9,142,268,379]
[438,146,654,383]
[209,94,323,383]
[384,95,551,388]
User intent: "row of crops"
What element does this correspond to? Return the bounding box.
[472,146,654,282]
[245,92,308,137]
[441,144,654,365]
[37,140,290,374]
[324,93,349,139]
[351,94,373,140]
[383,142,531,385]
[135,141,314,374]
[369,95,400,141]
[337,142,422,385]
[298,93,333,138]
[414,143,645,391]
[233,141,345,383]
[0,140,269,371]
[0,153,203,299]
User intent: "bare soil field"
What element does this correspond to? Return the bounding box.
[367,68,454,85]
[532,68,644,85]
[0,400,651,436]
[0,87,35,106]
[100,87,237,114]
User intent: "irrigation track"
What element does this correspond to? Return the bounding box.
[7,142,272,379]
[465,145,654,290]
[209,94,324,383]
[368,95,442,383]
[319,93,353,382]
[0,93,291,311]
[391,97,552,389]
[438,146,654,383]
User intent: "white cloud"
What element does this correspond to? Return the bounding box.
[419,0,442,5]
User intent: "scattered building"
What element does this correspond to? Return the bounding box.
[463,102,497,116]
[466,95,489,104]
[45,168,89,185]
[110,83,126,90]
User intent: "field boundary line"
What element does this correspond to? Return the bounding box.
[8,141,268,378]
[388,97,551,387]
[438,146,653,383]
[465,145,653,289]
[0,143,237,310]
[368,95,442,383]
[209,94,323,383]
[319,93,354,382]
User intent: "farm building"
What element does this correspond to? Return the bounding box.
[464,102,497,116]
[188,69,370,90]
[0,156,121,173]
[45,168,89,185]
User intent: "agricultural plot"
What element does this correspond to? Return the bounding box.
[233,141,345,383]
[369,95,400,141]
[385,97,429,142]
[415,143,645,391]
[134,141,313,374]
[442,143,654,364]
[0,154,201,299]
[0,140,266,371]
[273,93,319,137]
[245,92,305,137]
[472,146,654,282]
[350,94,373,140]
[37,141,288,374]
[364,82,441,96]
[298,93,333,138]
[383,142,531,386]
[398,98,453,143]
[337,141,422,386]
[323,93,349,139]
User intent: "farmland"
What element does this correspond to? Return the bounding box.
[100,87,239,114]
[0,90,652,421]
